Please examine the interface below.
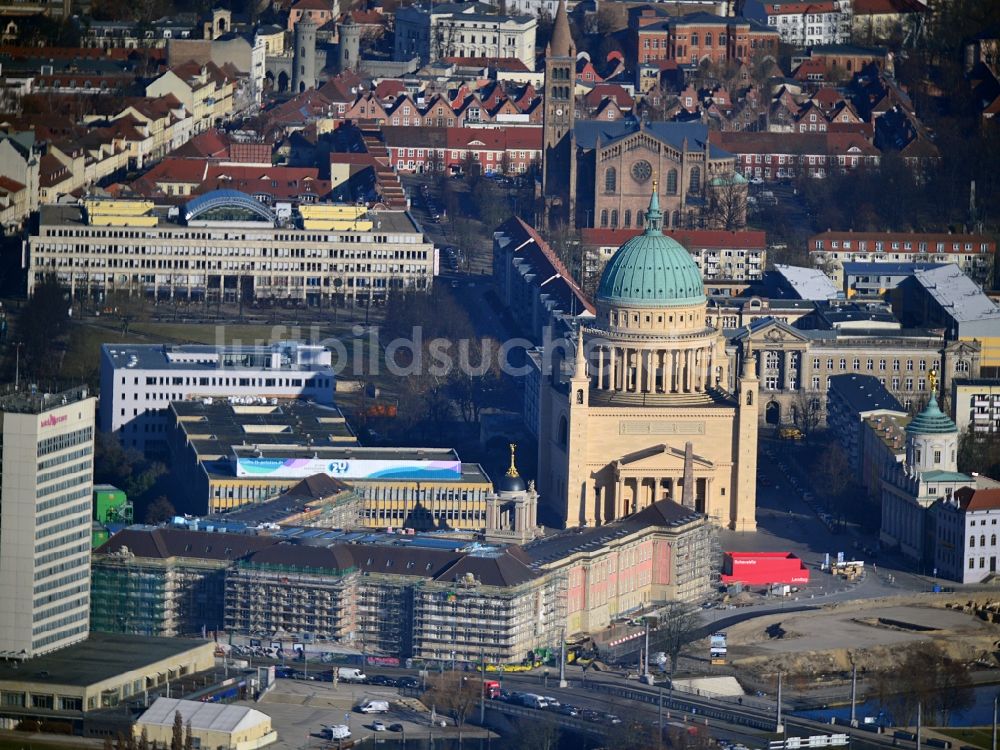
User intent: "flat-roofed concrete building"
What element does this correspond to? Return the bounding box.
[0,387,95,659]
[0,632,214,722]
[827,373,905,475]
[168,398,495,525]
[26,191,434,306]
[100,341,337,453]
[894,265,1000,376]
[951,378,1000,434]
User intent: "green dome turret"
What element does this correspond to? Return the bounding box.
[595,187,706,308]
[906,396,958,435]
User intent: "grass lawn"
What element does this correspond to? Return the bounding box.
[60,318,397,395]
[934,727,994,748]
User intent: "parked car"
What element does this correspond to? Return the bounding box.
[372,721,386,731]
[389,723,404,732]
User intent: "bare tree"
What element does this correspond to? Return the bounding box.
[427,671,481,731]
[703,176,747,230]
[648,601,700,678]
[792,390,824,436]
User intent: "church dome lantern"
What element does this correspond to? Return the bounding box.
[595,187,706,310]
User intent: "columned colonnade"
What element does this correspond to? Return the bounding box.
[588,343,719,393]
[588,474,711,525]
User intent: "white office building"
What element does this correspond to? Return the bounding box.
[743,0,852,46]
[99,341,336,452]
[394,2,537,68]
[25,192,435,305]
[0,387,95,659]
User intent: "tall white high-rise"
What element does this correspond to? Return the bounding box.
[0,387,95,658]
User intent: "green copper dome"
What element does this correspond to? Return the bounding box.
[596,188,706,308]
[906,396,958,435]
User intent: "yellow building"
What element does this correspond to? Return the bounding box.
[538,188,758,530]
[135,697,276,750]
[0,633,215,718]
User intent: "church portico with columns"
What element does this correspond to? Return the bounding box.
[538,187,758,531]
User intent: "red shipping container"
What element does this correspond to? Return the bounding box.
[721,552,810,585]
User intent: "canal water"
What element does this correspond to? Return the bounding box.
[795,684,1000,727]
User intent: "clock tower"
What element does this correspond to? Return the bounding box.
[542,0,576,227]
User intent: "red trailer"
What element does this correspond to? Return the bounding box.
[721,552,810,585]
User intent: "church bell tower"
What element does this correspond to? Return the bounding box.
[542,0,576,228]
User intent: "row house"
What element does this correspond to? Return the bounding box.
[344,86,541,128]
[742,0,852,46]
[808,231,997,287]
[713,130,879,180]
[382,125,542,174]
[0,176,31,232]
[580,84,634,121]
[146,61,235,134]
[633,11,780,67]
[0,131,40,228]
[110,95,195,162]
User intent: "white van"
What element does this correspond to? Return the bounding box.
[324,725,351,740]
[358,700,390,714]
[337,667,367,682]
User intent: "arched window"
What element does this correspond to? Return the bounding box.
[746,390,753,406]
[971,536,976,548]
[558,415,568,447]
[600,209,608,227]
[671,210,680,228]
[637,210,644,227]
[604,167,617,193]
[705,33,712,46]
[610,209,619,227]
[982,535,987,547]
[666,168,678,194]
[624,209,631,228]
[691,33,699,45]
[956,360,970,373]
[576,389,584,404]
[992,535,997,546]
[689,166,701,192]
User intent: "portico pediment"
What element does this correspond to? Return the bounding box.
[737,317,809,345]
[616,443,715,471]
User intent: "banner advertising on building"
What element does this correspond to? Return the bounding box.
[710,632,727,665]
[235,456,463,481]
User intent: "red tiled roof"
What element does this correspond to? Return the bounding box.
[440,57,531,72]
[291,0,333,10]
[713,130,878,155]
[957,487,1000,512]
[349,9,384,24]
[373,79,406,100]
[0,176,26,193]
[582,228,767,249]
[583,83,634,109]
[810,230,994,248]
[764,2,837,13]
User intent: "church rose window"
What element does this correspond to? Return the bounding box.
[631,160,652,183]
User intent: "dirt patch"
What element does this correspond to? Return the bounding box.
[710,594,1000,681]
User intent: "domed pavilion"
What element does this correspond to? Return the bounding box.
[538,187,759,530]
